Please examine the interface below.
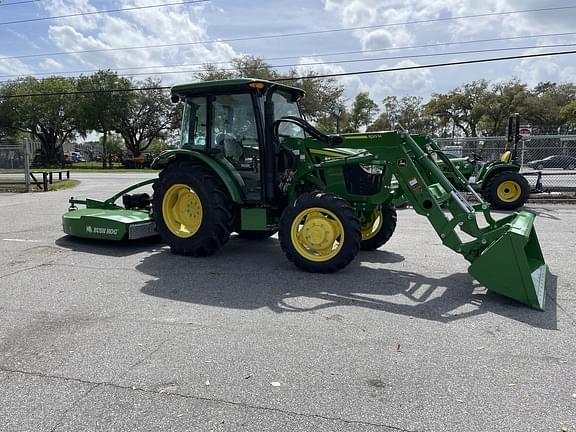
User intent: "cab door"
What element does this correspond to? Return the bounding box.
[210,93,263,202]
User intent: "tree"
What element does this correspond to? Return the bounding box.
[0,76,79,166]
[282,71,344,122]
[524,82,576,133]
[76,70,133,167]
[560,99,576,132]
[369,96,433,133]
[315,104,349,134]
[196,56,346,123]
[115,78,175,157]
[195,55,277,81]
[425,80,489,137]
[348,92,379,132]
[478,80,528,135]
[195,63,235,81]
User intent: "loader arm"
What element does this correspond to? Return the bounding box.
[280,129,547,310]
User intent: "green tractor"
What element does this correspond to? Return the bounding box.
[63,79,548,310]
[438,114,530,210]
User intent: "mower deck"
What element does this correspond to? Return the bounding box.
[62,207,156,241]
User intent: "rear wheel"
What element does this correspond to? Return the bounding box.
[485,171,530,211]
[279,192,361,273]
[152,160,234,256]
[360,205,397,251]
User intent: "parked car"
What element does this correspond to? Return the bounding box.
[71,151,86,162]
[527,155,576,170]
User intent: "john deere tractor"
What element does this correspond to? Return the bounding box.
[63,79,548,310]
[438,114,530,210]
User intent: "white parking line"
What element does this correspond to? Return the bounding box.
[2,239,41,243]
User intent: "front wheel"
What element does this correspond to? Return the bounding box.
[360,206,398,250]
[152,160,234,256]
[279,192,361,273]
[484,171,530,211]
[360,205,397,251]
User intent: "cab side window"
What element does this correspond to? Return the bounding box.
[181,97,207,148]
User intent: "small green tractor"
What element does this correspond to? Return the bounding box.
[63,79,548,310]
[439,114,530,210]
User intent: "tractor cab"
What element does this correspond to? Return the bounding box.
[171,79,305,202]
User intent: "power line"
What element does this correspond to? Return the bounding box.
[2,50,576,99]
[0,5,575,59]
[277,50,576,81]
[3,31,576,80]
[0,0,40,6]
[2,41,575,84]
[0,0,209,26]
[114,42,576,79]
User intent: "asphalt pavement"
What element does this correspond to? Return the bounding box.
[0,172,575,431]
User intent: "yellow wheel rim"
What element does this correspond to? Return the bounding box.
[496,180,521,203]
[162,184,203,238]
[290,207,344,262]
[361,209,383,241]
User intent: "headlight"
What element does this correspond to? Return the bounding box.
[360,165,384,175]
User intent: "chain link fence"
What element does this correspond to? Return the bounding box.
[436,135,576,193]
[0,138,31,192]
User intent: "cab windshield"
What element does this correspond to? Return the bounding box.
[272,91,304,139]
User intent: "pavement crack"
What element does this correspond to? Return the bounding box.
[49,383,101,432]
[0,263,49,280]
[549,297,576,327]
[119,340,168,379]
[0,366,417,432]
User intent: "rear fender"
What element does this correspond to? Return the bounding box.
[152,149,244,204]
[477,163,521,189]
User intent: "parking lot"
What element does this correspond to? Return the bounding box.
[0,173,575,431]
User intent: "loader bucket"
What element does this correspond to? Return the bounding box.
[468,211,547,310]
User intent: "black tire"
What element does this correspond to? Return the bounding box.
[360,205,397,251]
[484,171,530,211]
[152,160,234,256]
[279,192,361,273]
[237,229,277,240]
[536,164,544,170]
[566,163,575,170]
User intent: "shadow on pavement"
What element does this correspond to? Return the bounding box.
[55,235,163,257]
[135,236,558,330]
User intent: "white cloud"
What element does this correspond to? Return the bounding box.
[295,57,367,104]
[370,60,434,100]
[41,0,237,84]
[39,58,65,72]
[0,57,33,77]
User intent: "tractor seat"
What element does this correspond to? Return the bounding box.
[216,133,244,162]
[500,151,512,163]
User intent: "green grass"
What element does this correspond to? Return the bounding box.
[49,179,80,191]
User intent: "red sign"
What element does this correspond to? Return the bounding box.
[519,126,531,138]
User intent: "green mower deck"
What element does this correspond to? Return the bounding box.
[62,207,155,241]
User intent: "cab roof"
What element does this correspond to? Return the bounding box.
[170,78,305,101]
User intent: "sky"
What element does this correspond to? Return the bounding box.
[1,0,576,108]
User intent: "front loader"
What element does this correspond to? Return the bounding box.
[63,79,548,310]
